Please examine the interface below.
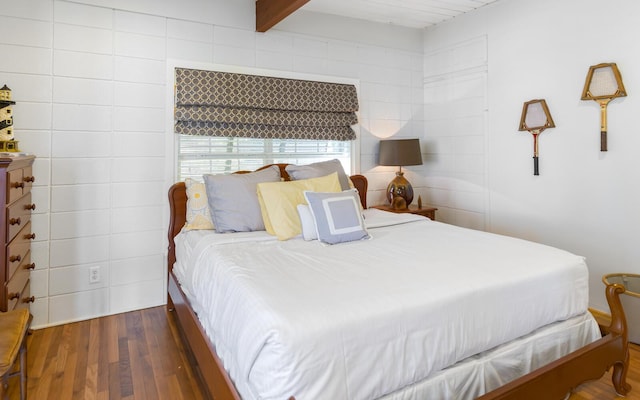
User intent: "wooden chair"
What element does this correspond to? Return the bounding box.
[0,309,31,400]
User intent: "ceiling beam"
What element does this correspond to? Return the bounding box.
[256,0,309,32]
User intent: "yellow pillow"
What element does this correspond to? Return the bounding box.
[257,172,342,240]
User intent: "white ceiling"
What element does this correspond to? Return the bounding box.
[300,0,500,29]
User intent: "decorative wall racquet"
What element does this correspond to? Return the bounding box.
[518,99,555,176]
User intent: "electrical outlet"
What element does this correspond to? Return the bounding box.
[89,266,100,283]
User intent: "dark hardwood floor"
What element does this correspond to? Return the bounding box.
[6,306,206,400]
[3,305,640,399]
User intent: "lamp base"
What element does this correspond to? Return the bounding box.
[386,171,414,209]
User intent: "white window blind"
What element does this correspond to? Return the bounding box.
[178,135,351,181]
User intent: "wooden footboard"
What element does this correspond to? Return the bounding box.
[478,283,630,400]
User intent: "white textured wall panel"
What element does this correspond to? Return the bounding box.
[50,235,109,268]
[49,288,109,324]
[114,57,164,84]
[2,73,52,102]
[52,132,111,157]
[114,32,166,60]
[53,77,113,105]
[51,184,111,212]
[53,50,113,79]
[13,103,52,130]
[111,158,164,182]
[2,0,52,21]
[110,231,163,260]
[0,45,52,75]
[49,264,109,296]
[112,132,164,157]
[0,17,52,48]
[167,18,213,41]
[214,26,255,49]
[51,159,111,184]
[115,10,166,36]
[54,1,113,28]
[54,24,113,54]
[213,44,255,67]
[111,182,164,208]
[110,255,164,286]
[110,206,163,234]
[50,210,111,239]
[110,279,164,314]
[167,39,214,63]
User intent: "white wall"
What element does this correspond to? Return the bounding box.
[423,0,640,330]
[0,0,424,328]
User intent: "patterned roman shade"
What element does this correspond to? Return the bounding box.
[174,68,359,141]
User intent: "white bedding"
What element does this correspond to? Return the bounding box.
[173,209,599,400]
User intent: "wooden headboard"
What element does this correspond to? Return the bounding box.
[167,164,368,270]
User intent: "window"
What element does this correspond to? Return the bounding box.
[177,135,352,181]
[173,67,359,180]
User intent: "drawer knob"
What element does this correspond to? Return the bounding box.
[23,176,35,183]
[9,217,21,225]
[22,296,35,304]
[25,203,36,211]
[11,181,24,189]
[25,263,35,270]
[8,292,19,301]
[25,233,36,240]
[9,254,21,263]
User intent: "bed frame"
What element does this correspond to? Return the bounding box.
[166,164,630,400]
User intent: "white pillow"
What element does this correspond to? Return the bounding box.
[297,204,318,241]
[303,189,370,245]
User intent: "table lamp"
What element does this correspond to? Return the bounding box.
[378,138,422,208]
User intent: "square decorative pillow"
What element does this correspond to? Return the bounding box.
[184,178,215,230]
[203,165,281,233]
[285,159,351,191]
[256,172,341,240]
[303,189,370,245]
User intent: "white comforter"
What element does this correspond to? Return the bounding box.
[173,209,592,400]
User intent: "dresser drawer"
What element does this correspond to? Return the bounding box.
[7,192,33,242]
[7,166,33,204]
[13,280,32,311]
[7,222,34,282]
[6,259,30,310]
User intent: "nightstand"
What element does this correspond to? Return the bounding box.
[371,205,437,221]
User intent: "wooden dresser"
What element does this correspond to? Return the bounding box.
[0,155,35,312]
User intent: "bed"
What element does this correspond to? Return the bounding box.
[166,163,630,400]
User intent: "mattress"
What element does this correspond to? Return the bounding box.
[173,209,599,400]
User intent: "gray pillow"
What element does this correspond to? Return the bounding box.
[203,166,280,233]
[286,159,350,191]
[303,189,369,245]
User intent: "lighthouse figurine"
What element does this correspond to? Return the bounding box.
[0,85,19,152]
